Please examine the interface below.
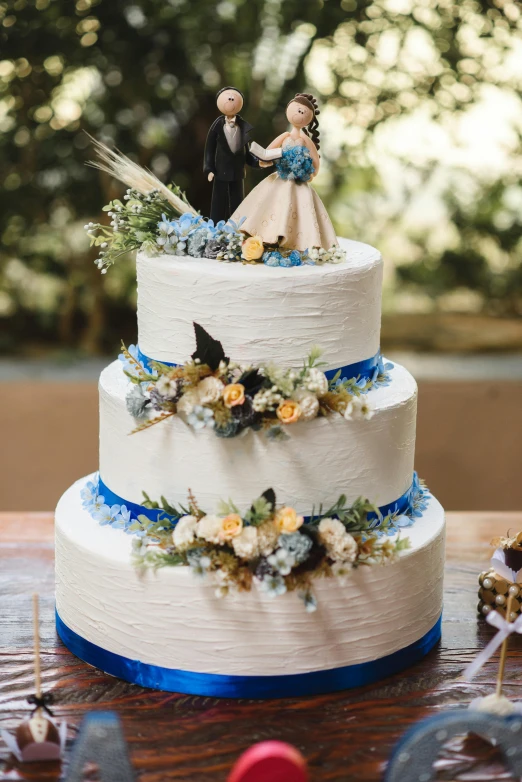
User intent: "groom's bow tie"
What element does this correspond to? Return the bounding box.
[225,116,237,127]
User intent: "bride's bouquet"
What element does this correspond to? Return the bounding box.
[275,145,315,183]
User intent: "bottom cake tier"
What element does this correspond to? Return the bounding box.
[55,475,445,699]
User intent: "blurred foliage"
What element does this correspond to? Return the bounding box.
[0,0,521,355]
[398,173,522,315]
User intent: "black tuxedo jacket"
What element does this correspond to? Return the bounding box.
[203,115,259,182]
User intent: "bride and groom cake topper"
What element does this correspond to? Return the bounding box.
[204,86,338,253]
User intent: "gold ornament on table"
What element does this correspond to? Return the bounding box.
[478,532,522,620]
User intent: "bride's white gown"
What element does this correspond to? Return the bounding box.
[230,138,338,252]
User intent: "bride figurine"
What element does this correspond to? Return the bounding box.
[230,93,338,252]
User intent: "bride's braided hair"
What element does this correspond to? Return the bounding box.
[288,93,320,151]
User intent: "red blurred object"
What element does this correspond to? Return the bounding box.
[228,741,308,782]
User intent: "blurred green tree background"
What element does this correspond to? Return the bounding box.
[0,0,521,355]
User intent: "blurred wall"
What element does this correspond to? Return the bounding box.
[0,379,521,512]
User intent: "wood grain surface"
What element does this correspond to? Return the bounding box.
[1,511,522,781]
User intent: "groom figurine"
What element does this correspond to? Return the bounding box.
[204,87,265,224]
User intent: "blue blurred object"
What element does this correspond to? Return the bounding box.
[65,712,135,782]
[385,711,522,782]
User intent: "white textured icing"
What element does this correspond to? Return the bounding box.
[55,476,445,677]
[136,237,382,370]
[98,359,417,513]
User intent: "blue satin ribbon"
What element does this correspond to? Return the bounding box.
[137,346,382,384]
[56,611,441,698]
[97,475,416,526]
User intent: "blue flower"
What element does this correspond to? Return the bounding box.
[157,214,176,246]
[289,250,302,267]
[203,218,226,238]
[394,514,414,529]
[175,212,203,238]
[81,480,98,511]
[354,376,368,390]
[263,251,283,267]
[222,216,246,234]
[157,212,204,256]
[275,145,315,183]
[126,383,151,419]
[116,505,132,528]
[92,494,106,513]
[94,503,123,526]
[279,254,293,267]
[187,405,215,430]
[371,354,394,387]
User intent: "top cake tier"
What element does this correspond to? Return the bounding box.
[136,237,382,371]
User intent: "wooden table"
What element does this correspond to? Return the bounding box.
[2,511,522,781]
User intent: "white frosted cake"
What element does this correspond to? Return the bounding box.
[55,236,445,698]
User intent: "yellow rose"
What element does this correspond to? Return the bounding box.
[242,235,264,261]
[223,383,245,408]
[276,399,301,424]
[275,507,304,533]
[220,513,243,540]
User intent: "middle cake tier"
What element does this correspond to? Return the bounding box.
[99,358,417,515]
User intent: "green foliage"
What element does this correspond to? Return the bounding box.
[216,498,241,517]
[310,495,384,532]
[141,491,186,518]
[394,536,411,553]
[397,177,522,315]
[244,496,273,527]
[304,345,325,369]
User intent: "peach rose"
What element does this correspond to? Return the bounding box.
[275,507,304,533]
[242,235,264,261]
[223,383,245,408]
[220,513,243,540]
[276,399,301,424]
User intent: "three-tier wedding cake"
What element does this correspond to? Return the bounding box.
[55,235,445,698]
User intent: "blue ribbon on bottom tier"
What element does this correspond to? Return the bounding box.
[97,475,417,526]
[56,611,441,699]
[136,345,382,384]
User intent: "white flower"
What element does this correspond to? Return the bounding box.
[177,388,200,416]
[257,573,287,598]
[303,367,328,396]
[268,548,296,576]
[156,374,179,399]
[292,390,319,421]
[252,387,282,413]
[196,514,223,544]
[172,515,198,549]
[344,395,374,421]
[318,517,358,562]
[197,376,224,404]
[331,561,353,585]
[231,526,259,560]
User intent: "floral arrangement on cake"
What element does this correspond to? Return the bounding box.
[120,323,392,439]
[85,139,345,272]
[81,474,430,610]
